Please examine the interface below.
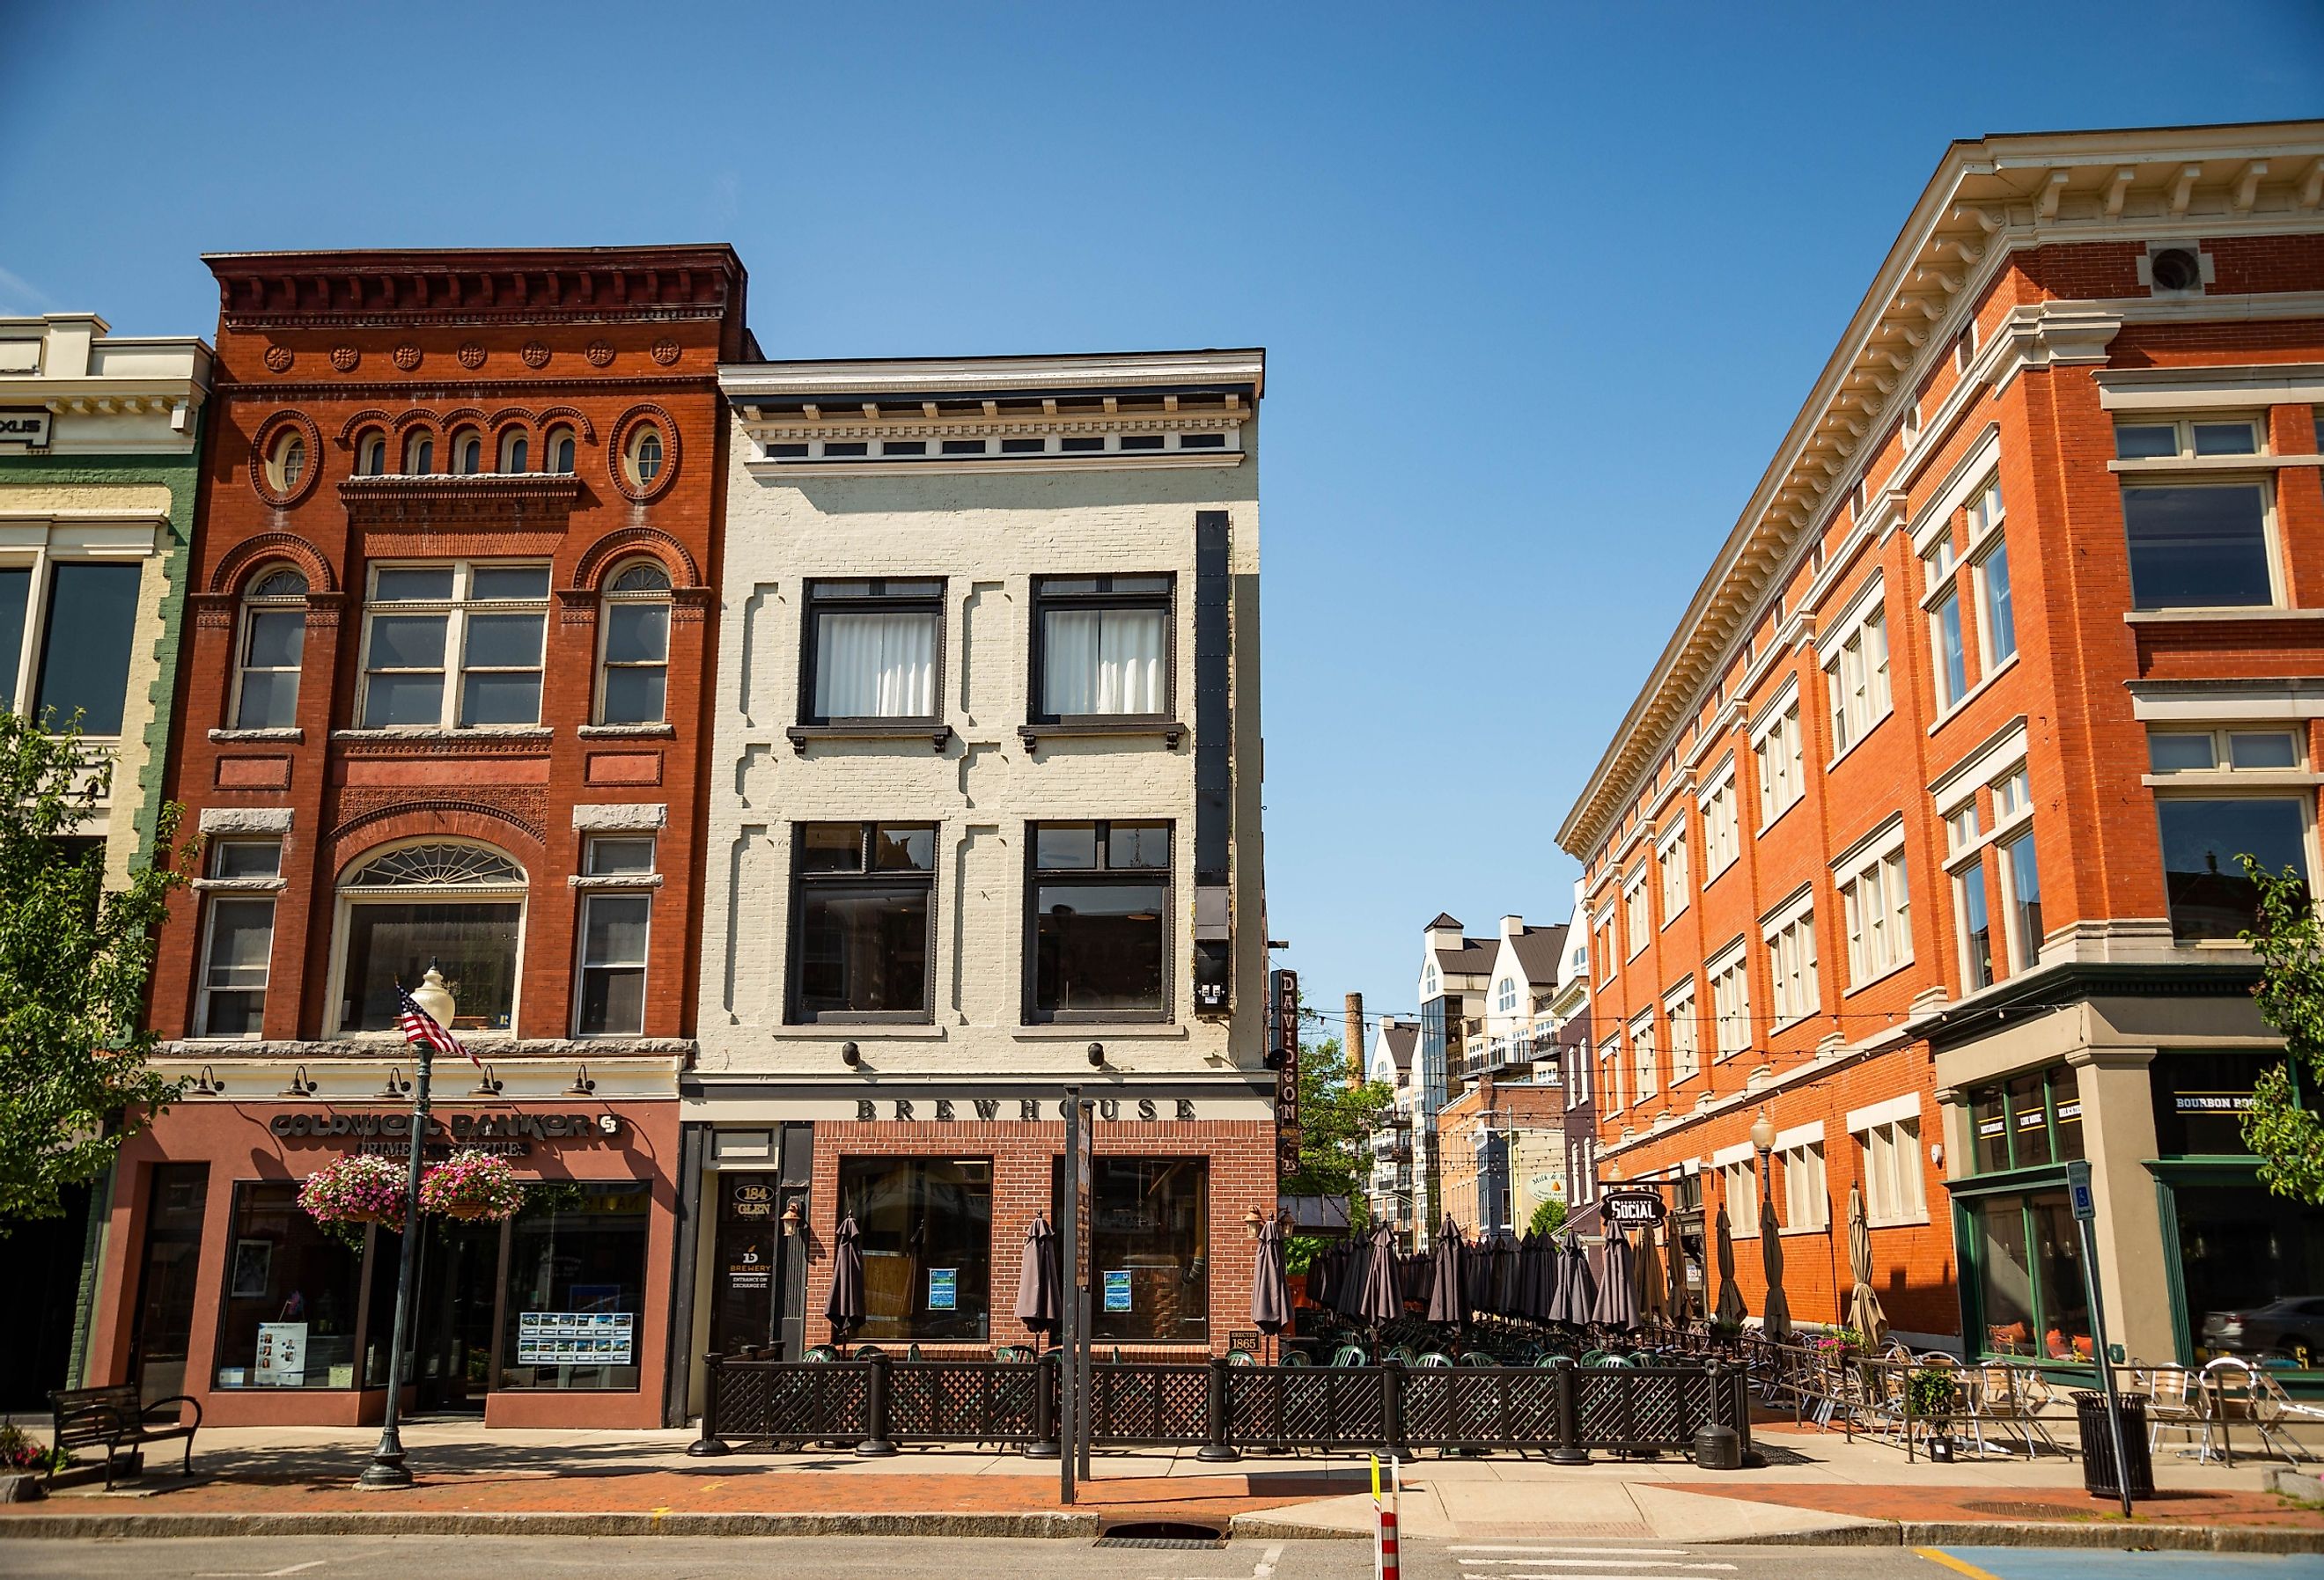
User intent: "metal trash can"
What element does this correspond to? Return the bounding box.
[2073,1390,2153,1500]
[1692,1423,1741,1470]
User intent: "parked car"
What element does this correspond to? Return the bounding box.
[2202,1297,2324,1365]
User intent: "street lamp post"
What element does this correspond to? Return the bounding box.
[1749,1107,1776,1211]
[355,962,456,1491]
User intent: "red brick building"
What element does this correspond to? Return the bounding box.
[1558,122,2324,1370]
[92,247,747,1428]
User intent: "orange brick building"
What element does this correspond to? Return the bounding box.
[96,247,748,1428]
[1558,122,2324,1371]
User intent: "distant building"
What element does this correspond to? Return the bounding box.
[1364,1017,1418,1238]
[1412,913,1494,1246]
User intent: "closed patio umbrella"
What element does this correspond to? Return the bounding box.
[1845,1186,1886,1349]
[827,1213,866,1355]
[1252,1216,1291,1341]
[1014,1213,1059,1346]
[1426,1216,1467,1326]
[1335,1231,1372,1318]
[1593,1220,1638,1331]
[1354,1223,1405,1355]
[1665,1217,1688,1325]
[1758,1192,1792,1344]
[1633,1215,1666,1328]
[1492,1231,1523,1316]
[1713,1204,1747,1331]
[1551,1232,1595,1326]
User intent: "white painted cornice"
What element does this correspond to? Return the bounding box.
[721,349,1266,401]
[1556,121,2324,857]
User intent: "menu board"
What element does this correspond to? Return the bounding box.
[254,1321,307,1386]
[517,1311,633,1365]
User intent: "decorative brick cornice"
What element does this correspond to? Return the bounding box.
[206,246,746,332]
[337,472,582,527]
[207,530,337,595]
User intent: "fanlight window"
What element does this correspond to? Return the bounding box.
[610,562,671,594]
[250,568,309,599]
[346,843,526,889]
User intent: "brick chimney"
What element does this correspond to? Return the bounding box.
[1345,992,1364,1084]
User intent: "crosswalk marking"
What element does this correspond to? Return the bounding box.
[1456,1563,1732,1572]
[1452,1549,1689,1557]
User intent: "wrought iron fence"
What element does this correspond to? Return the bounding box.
[693,1349,1752,1462]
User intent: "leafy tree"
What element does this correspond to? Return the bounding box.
[2239,856,2324,1203]
[1527,1195,1567,1238]
[1279,1018,1394,1275]
[0,713,191,1226]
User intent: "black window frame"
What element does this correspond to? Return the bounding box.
[1027,574,1176,727]
[1023,818,1174,1025]
[786,819,938,1025]
[797,577,947,730]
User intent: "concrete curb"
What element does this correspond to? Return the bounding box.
[0,1510,1105,1540]
[1719,1518,2324,1554]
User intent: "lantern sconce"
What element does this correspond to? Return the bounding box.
[840,1041,861,1069]
[193,1065,227,1098]
[1087,1040,1105,1069]
[380,1066,411,1098]
[280,1063,318,1099]
[471,1062,504,1098]
[1242,1207,1267,1239]
[780,1199,805,1238]
[566,1062,597,1096]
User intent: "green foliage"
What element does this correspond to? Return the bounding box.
[1527,1196,1567,1238]
[0,712,191,1226]
[2238,856,2324,1204]
[1280,1013,1394,1276]
[1906,1367,1959,1421]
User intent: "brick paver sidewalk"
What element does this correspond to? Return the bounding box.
[1661,1481,2324,1532]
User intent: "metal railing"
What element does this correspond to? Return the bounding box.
[693,1349,1752,1462]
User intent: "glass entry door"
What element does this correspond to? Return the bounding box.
[130,1165,210,1404]
[710,1173,804,1358]
[413,1218,505,1413]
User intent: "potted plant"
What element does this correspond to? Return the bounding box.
[1907,1366,1960,1461]
[298,1154,409,1231]
[417,1149,526,1222]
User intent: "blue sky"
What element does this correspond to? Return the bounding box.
[5,3,2319,1036]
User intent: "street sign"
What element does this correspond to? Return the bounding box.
[2066,1159,2095,1221]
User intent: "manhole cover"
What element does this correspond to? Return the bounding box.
[1096,1520,1227,1548]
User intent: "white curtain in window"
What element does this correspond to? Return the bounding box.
[1045,609,1163,716]
[816,612,934,717]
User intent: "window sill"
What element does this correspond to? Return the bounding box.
[1779,1225,1829,1238]
[578,723,676,739]
[1015,1022,1187,1040]
[210,727,304,744]
[1842,957,1916,997]
[786,722,952,755]
[2144,771,2324,789]
[1926,653,2019,733]
[2122,606,2324,624]
[192,876,286,893]
[1658,905,1688,931]
[1864,1215,1931,1230]
[1017,718,1184,752]
[2109,453,2324,474]
[569,873,665,891]
[776,1023,948,1040]
[1823,708,1893,774]
[331,726,554,743]
[1754,795,1803,840]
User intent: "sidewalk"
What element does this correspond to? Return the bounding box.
[3,1418,2320,1551]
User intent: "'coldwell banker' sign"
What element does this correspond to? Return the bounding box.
[271,1110,623,1157]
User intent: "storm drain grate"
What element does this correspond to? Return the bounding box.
[1095,1520,1228,1548]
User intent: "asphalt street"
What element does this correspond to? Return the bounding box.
[4,1537,2315,1580]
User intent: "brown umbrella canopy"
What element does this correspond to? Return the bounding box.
[1713,1204,1747,1329]
[1425,1217,1467,1326]
[1592,1220,1637,1330]
[1665,1218,1688,1323]
[1633,1216,1666,1326]
[1757,1193,1792,1344]
[1354,1222,1406,1327]
[1251,1216,1291,1335]
[827,1213,866,1344]
[1845,1186,1886,1349]
[1014,1213,1059,1340]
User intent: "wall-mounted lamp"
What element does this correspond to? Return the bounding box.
[1930,1142,1944,1166]
[840,1041,861,1069]
[1086,1041,1105,1069]
[193,1065,226,1098]
[380,1066,411,1098]
[280,1063,318,1098]
[470,1062,504,1098]
[780,1199,805,1237]
[566,1062,597,1096]
[1242,1207,1267,1239]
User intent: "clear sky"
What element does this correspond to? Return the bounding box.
[5,2,2319,1037]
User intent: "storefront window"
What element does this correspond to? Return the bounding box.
[837,1157,991,1342]
[214,1182,365,1389]
[1967,1067,2080,1173]
[1975,1199,2035,1355]
[1052,1157,1210,1343]
[2151,1052,2273,1155]
[1971,1189,2090,1363]
[497,1182,650,1390]
[2176,1183,2324,1369]
[2030,1194,2092,1361]
[1972,1089,2010,1173]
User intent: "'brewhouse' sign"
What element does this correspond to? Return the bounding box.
[852,1096,1199,1122]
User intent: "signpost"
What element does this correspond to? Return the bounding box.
[2066,1159,2133,1518]
[1060,1087,1080,1505]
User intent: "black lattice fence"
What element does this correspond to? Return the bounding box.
[1087,1363,1208,1444]
[889,1359,1041,1442]
[1227,1364,1389,1449]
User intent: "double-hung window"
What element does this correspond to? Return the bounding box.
[1719,1157,1759,1236]
[1623,869,1650,957]
[1764,899,1819,1026]
[1752,687,1804,827]
[1027,819,1171,1020]
[802,578,941,724]
[597,561,672,725]
[1779,1137,1828,1231]
[196,839,283,1037]
[1967,479,2015,666]
[790,822,937,1022]
[0,560,143,735]
[1599,1037,1622,1113]
[1989,768,2042,970]
[1946,801,1995,990]
[1857,1112,1927,1224]
[1927,536,1969,710]
[1032,574,1171,722]
[2115,418,2275,610]
[1821,585,1892,755]
[576,836,657,1036]
[1709,943,1750,1062]
[232,568,308,730]
[2148,725,2312,939]
[1666,982,1699,1084]
[1701,761,1739,878]
[1629,1012,1657,1106]
[1657,826,1689,923]
[1836,823,1911,988]
[360,562,549,729]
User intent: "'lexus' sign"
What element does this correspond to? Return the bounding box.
[0,410,53,446]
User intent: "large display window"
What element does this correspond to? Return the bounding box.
[835,1157,991,1342]
[1052,1156,1210,1343]
[212,1182,366,1389]
[497,1182,651,1391]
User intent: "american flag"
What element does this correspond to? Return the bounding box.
[396,984,479,1068]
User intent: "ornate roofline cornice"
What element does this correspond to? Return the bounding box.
[720,348,1266,401]
[205,246,746,331]
[1557,120,2324,860]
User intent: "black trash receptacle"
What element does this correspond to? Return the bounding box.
[2072,1390,2153,1500]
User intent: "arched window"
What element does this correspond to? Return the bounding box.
[598,559,672,725]
[334,840,527,1034]
[500,430,529,474]
[358,430,388,476]
[625,426,664,488]
[264,430,306,494]
[453,430,483,475]
[547,426,576,474]
[404,431,435,475]
[232,565,309,730]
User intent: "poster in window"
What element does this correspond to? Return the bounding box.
[518,1311,632,1365]
[1104,1270,1132,1312]
[927,1268,957,1310]
[254,1321,307,1386]
[727,1237,772,1292]
[230,1238,273,1299]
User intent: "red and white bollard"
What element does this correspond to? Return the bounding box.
[1372,1454,1401,1580]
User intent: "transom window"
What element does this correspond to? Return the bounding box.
[2149,727,2301,774]
[335,841,526,1034]
[1027,819,1172,1021]
[1968,1066,2085,1175]
[2115,418,2261,459]
[360,562,550,729]
[1033,575,1171,721]
[232,567,307,730]
[791,822,936,1022]
[802,579,940,724]
[598,560,673,725]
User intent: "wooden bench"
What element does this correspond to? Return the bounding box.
[48,1383,201,1489]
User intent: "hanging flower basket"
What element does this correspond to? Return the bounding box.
[298,1154,409,1231]
[417,1149,526,1223]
